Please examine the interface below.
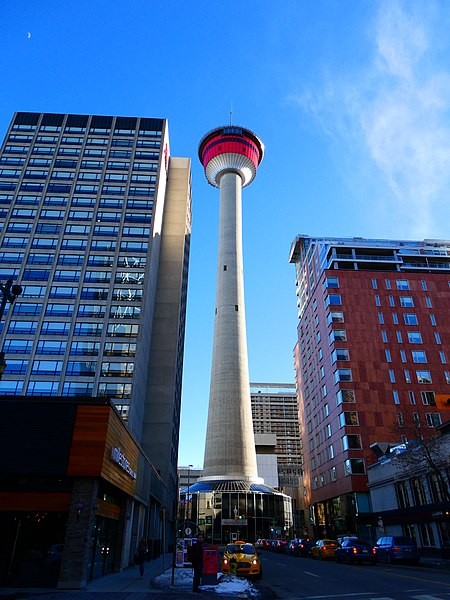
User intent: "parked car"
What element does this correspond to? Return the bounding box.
[375,536,420,565]
[288,539,299,556]
[297,538,315,557]
[220,541,262,580]
[311,539,339,560]
[255,539,265,549]
[335,538,377,565]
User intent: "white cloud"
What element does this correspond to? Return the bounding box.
[293,0,450,239]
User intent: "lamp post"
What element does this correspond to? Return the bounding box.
[186,464,193,525]
[0,278,23,379]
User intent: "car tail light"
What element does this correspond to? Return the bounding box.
[323,546,327,550]
[352,547,357,554]
[393,547,401,553]
[372,548,377,555]
[223,558,228,564]
[300,544,304,548]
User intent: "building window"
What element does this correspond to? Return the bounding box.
[325,293,341,306]
[385,279,391,290]
[97,382,132,398]
[344,459,365,475]
[397,412,404,427]
[378,312,384,324]
[416,371,432,384]
[375,295,381,306]
[393,390,400,404]
[425,297,432,308]
[334,368,352,383]
[381,331,388,343]
[421,391,436,406]
[36,340,67,355]
[327,311,344,325]
[401,350,407,362]
[411,478,427,505]
[428,472,446,503]
[330,329,347,342]
[396,280,410,290]
[396,331,403,343]
[395,481,410,508]
[66,361,97,376]
[445,371,450,384]
[389,369,396,383]
[332,348,350,362]
[412,350,427,363]
[385,349,392,362]
[404,313,418,325]
[27,380,59,396]
[435,332,442,344]
[389,295,395,307]
[408,390,416,405]
[322,384,327,398]
[408,331,422,344]
[339,411,359,426]
[342,434,362,450]
[392,313,399,324]
[336,389,356,405]
[372,278,378,289]
[430,314,436,326]
[421,280,427,291]
[400,296,414,308]
[31,360,63,375]
[425,413,442,427]
[62,381,94,396]
[404,370,411,383]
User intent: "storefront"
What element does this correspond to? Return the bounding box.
[0,396,165,589]
[180,481,293,543]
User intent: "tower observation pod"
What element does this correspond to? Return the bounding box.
[198,125,264,483]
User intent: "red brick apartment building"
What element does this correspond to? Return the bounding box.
[290,236,449,542]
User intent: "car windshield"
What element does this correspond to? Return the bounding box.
[226,543,254,554]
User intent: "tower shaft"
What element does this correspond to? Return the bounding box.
[202,172,260,481]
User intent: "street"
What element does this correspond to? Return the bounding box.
[255,550,450,600]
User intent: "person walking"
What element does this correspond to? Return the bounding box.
[135,538,147,579]
[191,533,204,593]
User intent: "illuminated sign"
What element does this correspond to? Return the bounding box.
[111,447,137,479]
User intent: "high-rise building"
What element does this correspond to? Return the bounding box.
[180,126,292,544]
[290,235,448,540]
[250,382,306,535]
[0,111,191,586]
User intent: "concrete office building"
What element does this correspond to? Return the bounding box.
[290,235,449,543]
[251,382,306,535]
[0,111,191,586]
[180,126,292,544]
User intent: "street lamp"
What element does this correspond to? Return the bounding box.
[186,464,193,524]
[0,278,23,379]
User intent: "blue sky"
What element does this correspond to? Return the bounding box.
[2,1,450,468]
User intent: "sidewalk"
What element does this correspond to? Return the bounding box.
[0,553,256,599]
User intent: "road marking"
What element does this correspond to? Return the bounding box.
[412,596,449,600]
[302,593,374,598]
[304,570,319,578]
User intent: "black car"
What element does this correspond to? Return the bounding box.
[375,536,420,565]
[296,538,315,557]
[335,538,377,565]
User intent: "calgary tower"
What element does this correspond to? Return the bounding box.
[198,125,265,483]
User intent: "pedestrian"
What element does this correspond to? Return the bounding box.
[135,538,147,579]
[191,533,205,593]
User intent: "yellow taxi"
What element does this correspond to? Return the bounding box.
[220,541,262,579]
[311,539,339,560]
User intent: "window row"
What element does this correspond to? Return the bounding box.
[0,379,132,398]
